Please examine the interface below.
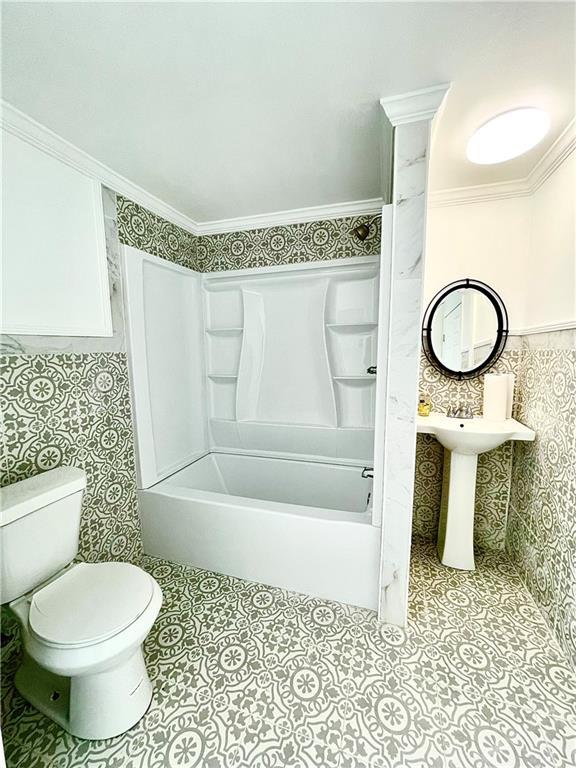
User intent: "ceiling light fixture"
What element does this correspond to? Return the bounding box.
[466,108,550,165]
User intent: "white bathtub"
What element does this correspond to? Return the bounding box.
[138,452,381,609]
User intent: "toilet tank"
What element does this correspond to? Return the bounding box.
[0,467,86,604]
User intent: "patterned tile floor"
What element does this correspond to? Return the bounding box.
[2,540,576,768]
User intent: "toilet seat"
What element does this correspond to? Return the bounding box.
[29,562,155,648]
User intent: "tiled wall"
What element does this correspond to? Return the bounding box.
[116,196,382,270]
[413,347,521,550]
[506,338,576,666]
[0,354,141,564]
[116,195,200,271]
[197,214,382,270]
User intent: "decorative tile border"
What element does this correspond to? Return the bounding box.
[197,214,382,271]
[0,353,142,564]
[116,195,381,272]
[116,195,200,271]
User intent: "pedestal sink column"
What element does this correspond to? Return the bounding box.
[417,413,536,572]
[437,449,478,570]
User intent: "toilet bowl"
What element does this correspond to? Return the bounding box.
[0,468,163,740]
[10,562,162,739]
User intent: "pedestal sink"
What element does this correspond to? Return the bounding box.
[417,413,535,570]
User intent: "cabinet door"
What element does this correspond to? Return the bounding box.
[1,131,112,336]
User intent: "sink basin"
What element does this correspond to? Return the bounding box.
[417,412,535,571]
[417,413,535,455]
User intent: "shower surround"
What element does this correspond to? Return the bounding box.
[122,244,382,608]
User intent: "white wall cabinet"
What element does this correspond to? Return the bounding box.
[1,130,112,336]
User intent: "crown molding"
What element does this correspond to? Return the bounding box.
[380,83,451,127]
[430,117,576,208]
[1,100,200,235]
[5,98,573,234]
[195,198,384,235]
[1,101,383,237]
[429,178,532,208]
[527,116,576,193]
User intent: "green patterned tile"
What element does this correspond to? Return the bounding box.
[116,194,380,274]
[414,349,521,550]
[197,214,382,272]
[116,195,158,254]
[116,195,200,271]
[0,353,141,564]
[412,434,443,539]
[506,346,576,669]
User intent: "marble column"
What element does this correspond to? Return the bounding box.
[378,85,450,625]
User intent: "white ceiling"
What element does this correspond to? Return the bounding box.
[2,2,574,223]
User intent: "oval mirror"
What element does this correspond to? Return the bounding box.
[422,279,508,380]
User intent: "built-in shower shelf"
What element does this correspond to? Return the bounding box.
[326,323,377,333]
[332,375,376,382]
[208,373,238,380]
[206,327,244,336]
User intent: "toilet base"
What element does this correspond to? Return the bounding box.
[15,647,153,740]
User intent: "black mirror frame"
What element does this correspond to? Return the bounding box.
[421,278,509,380]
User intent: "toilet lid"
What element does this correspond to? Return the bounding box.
[29,562,155,647]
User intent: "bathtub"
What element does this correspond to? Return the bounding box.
[138,452,381,609]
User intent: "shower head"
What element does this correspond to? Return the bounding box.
[352,223,370,241]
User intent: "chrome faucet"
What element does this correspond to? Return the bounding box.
[446,403,474,419]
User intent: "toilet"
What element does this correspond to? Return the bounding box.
[0,467,162,740]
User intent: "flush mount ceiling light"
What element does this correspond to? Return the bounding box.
[466,108,550,165]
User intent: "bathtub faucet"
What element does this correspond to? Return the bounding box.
[361,467,374,479]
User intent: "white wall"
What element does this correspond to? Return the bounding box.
[526,151,576,330]
[425,196,530,331]
[425,150,576,333]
